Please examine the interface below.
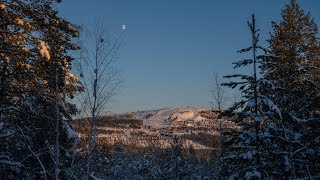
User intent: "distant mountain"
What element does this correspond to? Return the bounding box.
[126,107,222,129]
[72,107,231,151]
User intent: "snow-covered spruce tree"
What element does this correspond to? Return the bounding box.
[0,1,46,178]
[0,0,81,179]
[220,14,283,179]
[34,1,82,179]
[261,0,320,177]
[262,0,320,119]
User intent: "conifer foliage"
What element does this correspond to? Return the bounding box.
[0,0,81,179]
[262,0,320,119]
[261,0,320,178]
[222,1,320,179]
[221,14,283,179]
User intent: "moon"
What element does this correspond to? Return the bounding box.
[122,25,126,30]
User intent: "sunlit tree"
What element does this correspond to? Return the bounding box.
[0,0,81,179]
[262,0,320,177]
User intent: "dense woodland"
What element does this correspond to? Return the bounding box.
[0,0,320,179]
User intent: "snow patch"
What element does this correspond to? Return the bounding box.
[38,80,44,85]
[241,151,254,159]
[246,99,255,108]
[39,41,50,61]
[15,18,24,26]
[260,79,275,90]
[66,72,79,82]
[0,4,5,9]
[63,122,79,144]
[284,155,290,170]
[263,97,282,119]
[245,170,261,179]
[0,122,3,130]
[194,115,205,121]
[172,111,194,121]
[294,133,301,140]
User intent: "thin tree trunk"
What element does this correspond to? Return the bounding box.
[251,14,261,168]
[86,38,99,178]
[54,48,60,180]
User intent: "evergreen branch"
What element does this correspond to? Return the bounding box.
[237,47,253,53]
[233,59,253,68]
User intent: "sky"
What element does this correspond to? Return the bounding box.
[57,0,320,113]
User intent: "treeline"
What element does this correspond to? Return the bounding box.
[72,116,143,131]
[220,0,320,179]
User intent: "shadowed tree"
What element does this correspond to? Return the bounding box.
[221,14,283,179]
[262,0,320,177]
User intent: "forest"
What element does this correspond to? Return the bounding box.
[0,0,320,179]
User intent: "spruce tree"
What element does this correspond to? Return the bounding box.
[261,0,320,177]
[262,0,320,119]
[221,14,283,179]
[0,0,81,179]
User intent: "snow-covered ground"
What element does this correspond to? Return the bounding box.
[76,107,225,150]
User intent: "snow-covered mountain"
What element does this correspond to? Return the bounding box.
[128,107,221,129]
[74,107,227,151]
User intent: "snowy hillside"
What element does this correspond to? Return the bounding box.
[131,107,220,129]
[74,107,226,151]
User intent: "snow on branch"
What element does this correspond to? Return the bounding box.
[237,46,253,53]
[222,81,247,89]
[259,79,276,91]
[256,46,271,53]
[233,59,253,69]
[290,114,308,123]
[62,122,79,144]
[39,40,50,61]
[262,96,282,119]
[245,170,261,179]
[223,74,246,79]
[0,3,5,9]
[246,99,255,109]
[0,160,22,167]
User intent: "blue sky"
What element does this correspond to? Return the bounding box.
[58,0,320,113]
